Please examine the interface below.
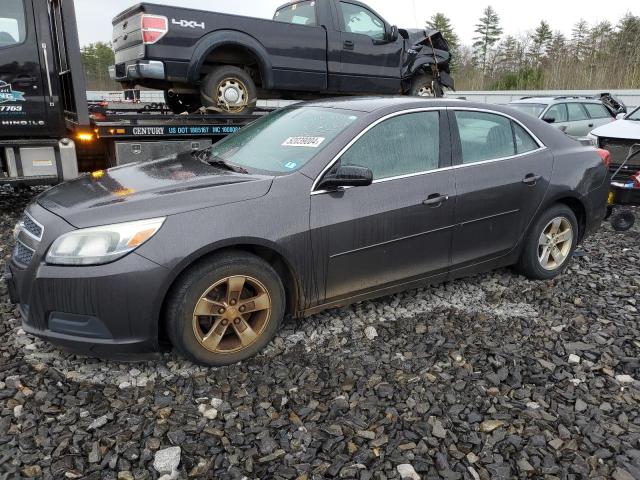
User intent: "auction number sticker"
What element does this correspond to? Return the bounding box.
[282,136,325,148]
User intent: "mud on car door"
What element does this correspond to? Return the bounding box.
[0,0,50,137]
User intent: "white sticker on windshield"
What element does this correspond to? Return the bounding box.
[282,136,326,148]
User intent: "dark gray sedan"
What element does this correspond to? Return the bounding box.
[7,98,610,366]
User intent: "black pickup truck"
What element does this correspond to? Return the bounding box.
[110,0,454,114]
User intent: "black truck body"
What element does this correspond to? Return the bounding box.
[110,0,453,112]
[0,0,264,186]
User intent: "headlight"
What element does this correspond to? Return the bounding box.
[46,217,166,266]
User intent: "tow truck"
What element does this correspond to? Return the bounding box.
[0,0,264,187]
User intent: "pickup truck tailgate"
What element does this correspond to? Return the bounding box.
[112,11,144,52]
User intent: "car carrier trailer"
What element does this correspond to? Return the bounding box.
[0,0,263,187]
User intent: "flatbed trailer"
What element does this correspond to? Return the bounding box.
[0,0,264,186]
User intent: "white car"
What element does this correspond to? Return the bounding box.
[589,106,640,178]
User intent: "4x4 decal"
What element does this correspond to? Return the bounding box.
[171,19,205,29]
[0,81,25,104]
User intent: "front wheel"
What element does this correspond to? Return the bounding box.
[165,252,285,366]
[410,73,444,98]
[200,66,257,115]
[516,204,579,280]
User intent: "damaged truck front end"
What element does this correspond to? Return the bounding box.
[402,29,455,96]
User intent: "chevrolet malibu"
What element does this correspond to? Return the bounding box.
[7,98,610,366]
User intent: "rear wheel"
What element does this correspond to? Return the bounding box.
[200,66,257,115]
[166,252,285,366]
[163,91,201,114]
[516,204,579,280]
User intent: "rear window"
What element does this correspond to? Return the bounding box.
[584,103,612,119]
[510,103,546,118]
[0,0,26,47]
[274,1,317,26]
[567,103,589,121]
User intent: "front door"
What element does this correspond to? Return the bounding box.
[311,110,455,303]
[0,0,48,137]
[450,109,554,270]
[336,1,403,94]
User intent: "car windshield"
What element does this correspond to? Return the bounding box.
[627,107,640,121]
[509,103,547,118]
[206,106,361,174]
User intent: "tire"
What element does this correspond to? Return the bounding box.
[163,91,201,114]
[165,252,285,366]
[611,211,635,232]
[200,66,257,115]
[516,204,579,280]
[410,73,443,98]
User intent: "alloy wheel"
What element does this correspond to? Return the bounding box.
[417,84,435,97]
[538,217,574,271]
[192,275,272,354]
[216,78,248,113]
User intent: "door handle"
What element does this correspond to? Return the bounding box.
[522,174,542,185]
[423,194,449,207]
[559,126,568,132]
[343,40,354,50]
[15,75,38,83]
[588,123,594,128]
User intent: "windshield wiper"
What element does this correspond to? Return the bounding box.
[192,149,248,174]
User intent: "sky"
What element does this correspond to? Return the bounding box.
[76,0,638,47]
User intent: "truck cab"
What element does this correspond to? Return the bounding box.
[0,0,86,139]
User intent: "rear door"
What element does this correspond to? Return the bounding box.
[449,109,554,270]
[0,0,48,137]
[565,102,592,137]
[583,102,614,133]
[335,1,403,93]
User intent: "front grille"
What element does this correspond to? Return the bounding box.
[21,213,43,240]
[13,241,35,266]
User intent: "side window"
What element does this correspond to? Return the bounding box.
[0,0,26,47]
[339,2,385,40]
[544,104,568,123]
[273,1,317,26]
[455,111,515,164]
[340,112,440,180]
[513,123,539,154]
[584,103,612,119]
[567,103,589,121]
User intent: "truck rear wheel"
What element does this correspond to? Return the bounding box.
[200,66,257,115]
[410,73,443,98]
[164,91,201,114]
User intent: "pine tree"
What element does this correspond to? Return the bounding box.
[427,13,460,67]
[473,6,503,75]
[529,20,553,65]
[571,20,590,61]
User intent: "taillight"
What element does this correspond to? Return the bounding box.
[596,148,611,168]
[141,15,168,44]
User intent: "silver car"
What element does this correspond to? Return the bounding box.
[510,96,615,137]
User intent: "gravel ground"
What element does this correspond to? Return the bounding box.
[0,187,639,480]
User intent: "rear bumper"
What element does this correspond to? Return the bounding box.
[109,60,166,82]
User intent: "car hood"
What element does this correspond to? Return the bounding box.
[591,119,640,140]
[37,152,274,228]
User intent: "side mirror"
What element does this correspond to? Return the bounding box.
[387,25,399,42]
[616,113,626,120]
[543,117,556,124]
[318,165,373,190]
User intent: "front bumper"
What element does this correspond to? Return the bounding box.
[8,206,171,355]
[109,60,166,82]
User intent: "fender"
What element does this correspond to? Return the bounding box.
[187,30,274,88]
[408,48,451,75]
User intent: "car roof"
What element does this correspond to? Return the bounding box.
[511,96,604,106]
[300,96,488,113]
